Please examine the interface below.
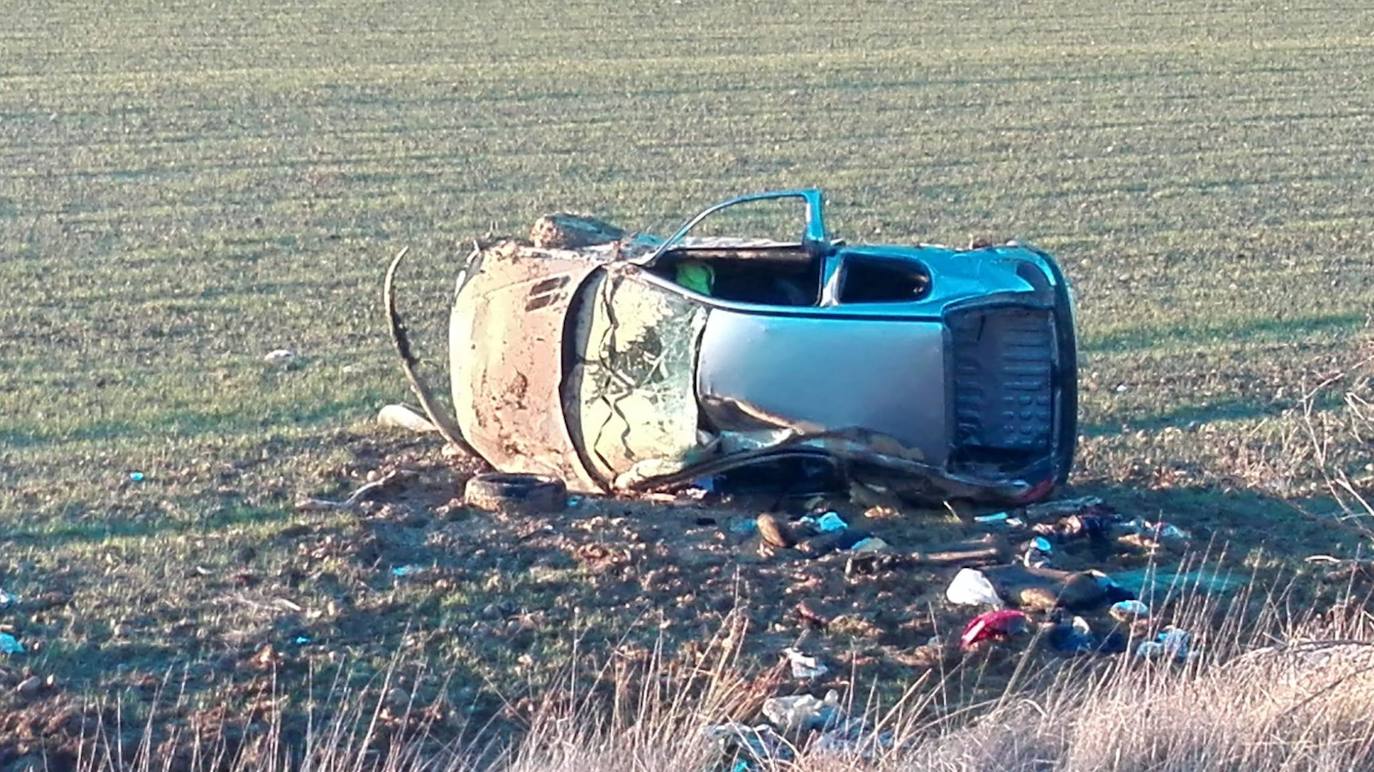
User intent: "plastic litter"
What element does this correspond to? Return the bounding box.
[0,633,23,655]
[762,691,842,734]
[129,471,145,483]
[960,609,1029,649]
[974,512,1009,525]
[806,511,848,533]
[782,647,829,679]
[1122,518,1191,543]
[849,537,890,553]
[1046,616,1096,655]
[703,722,792,768]
[946,568,1003,607]
[1109,599,1151,623]
[1023,536,1054,568]
[0,589,16,609]
[812,718,895,761]
[390,565,420,577]
[263,348,296,365]
[1137,626,1191,662]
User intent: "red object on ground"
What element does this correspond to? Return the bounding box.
[960,609,1030,650]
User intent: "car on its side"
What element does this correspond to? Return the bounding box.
[389,189,1077,504]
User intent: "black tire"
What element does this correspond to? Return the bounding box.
[464,472,567,512]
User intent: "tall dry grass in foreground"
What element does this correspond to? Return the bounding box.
[65,574,1374,772]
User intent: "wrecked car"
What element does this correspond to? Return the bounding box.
[387,189,1077,503]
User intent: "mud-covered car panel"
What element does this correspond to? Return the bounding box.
[449,247,603,490]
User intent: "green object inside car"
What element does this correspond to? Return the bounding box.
[675,260,714,295]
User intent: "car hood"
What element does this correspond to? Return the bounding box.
[450,247,605,490]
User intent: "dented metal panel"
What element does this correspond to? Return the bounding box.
[449,247,604,491]
[696,309,950,467]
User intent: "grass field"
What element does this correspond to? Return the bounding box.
[3,0,1374,766]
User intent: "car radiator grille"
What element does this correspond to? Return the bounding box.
[950,307,1055,455]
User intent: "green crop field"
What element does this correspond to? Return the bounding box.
[2,0,1373,765]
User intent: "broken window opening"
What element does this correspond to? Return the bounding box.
[840,256,930,303]
[649,249,821,307]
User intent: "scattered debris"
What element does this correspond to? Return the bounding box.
[946,568,1003,607]
[296,469,410,512]
[756,513,795,548]
[974,512,1010,525]
[1109,599,1151,623]
[1137,626,1192,662]
[1023,536,1054,568]
[961,609,1030,650]
[1023,496,1104,520]
[263,348,296,365]
[783,647,829,680]
[849,537,890,553]
[391,565,420,578]
[913,534,1009,566]
[378,403,437,433]
[1114,567,1240,598]
[129,471,146,483]
[762,691,843,734]
[801,512,849,534]
[702,722,792,768]
[465,472,567,513]
[0,588,16,609]
[1119,518,1192,551]
[0,633,24,655]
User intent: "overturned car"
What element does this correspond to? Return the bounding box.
[388,189,1077,504]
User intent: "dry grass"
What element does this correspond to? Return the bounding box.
[60,576,1374,772]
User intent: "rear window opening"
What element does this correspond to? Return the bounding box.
[650,249,820,306]
[840,256,930,303]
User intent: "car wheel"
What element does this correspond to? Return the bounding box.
[464,472,567,512]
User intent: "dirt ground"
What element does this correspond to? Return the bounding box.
[7,429,1365,770]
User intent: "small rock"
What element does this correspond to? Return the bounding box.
[263,349,296,365]
[378,404,436,433]
[796,532,849,558]
[17,675,43,698]
[756,514,795,549]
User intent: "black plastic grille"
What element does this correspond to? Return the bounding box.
[950,307,1055,453]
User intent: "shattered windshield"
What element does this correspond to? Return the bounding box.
[563,271,714,484]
